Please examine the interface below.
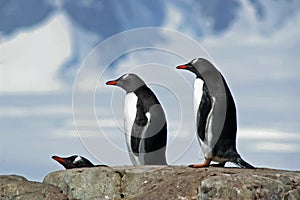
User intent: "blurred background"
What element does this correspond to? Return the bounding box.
[0,0,299,181]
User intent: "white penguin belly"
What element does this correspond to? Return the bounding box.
[138,112,151,165]
[199,140,213,159]
[200,97,216,159]
[124,92,140,165]
[194,78,217,159]
[194,78,204,122]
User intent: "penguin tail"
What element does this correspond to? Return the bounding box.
[234,157,255,169]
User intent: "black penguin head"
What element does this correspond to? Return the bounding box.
[52,155,94,169]
[106,73,145,93]
[176,58,213,80]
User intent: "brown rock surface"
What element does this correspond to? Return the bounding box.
[0,174,70,200]
[43,166,300,200]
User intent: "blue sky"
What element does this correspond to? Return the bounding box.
[0,0,300,181]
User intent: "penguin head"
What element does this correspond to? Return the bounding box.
[106,73,145,93]
[52,155,94,169]
[176,58,214,80]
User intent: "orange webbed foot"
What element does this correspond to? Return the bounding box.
[188,159,211,168]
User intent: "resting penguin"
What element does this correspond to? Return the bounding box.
[106,73,167,165]
[52,155,107,169]
[177,58,254,168]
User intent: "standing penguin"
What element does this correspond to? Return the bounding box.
[177,58,254,168]
[106,73,167,165]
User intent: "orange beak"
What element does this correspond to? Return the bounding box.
[106,80,117,85]
[176,65,189,69]
[52,156,66,163]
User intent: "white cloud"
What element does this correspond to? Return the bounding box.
[52,128,101,139]
[161,0,300,86]
[78,118,121,128]
[255,142,299,153]
[238,128,300,153]
[256,0,300,34]
[0,12,72,93]
[163,3,183,31]
[201,1,300,83]
[239,128,300,141]
[0,105,72,117]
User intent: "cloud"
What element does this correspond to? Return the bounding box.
[255,142,299,153]
[0,105,72,117]
[239,128,300,141]
[0,12,72,93]
[201,0,300,83]
[237,128,300,154]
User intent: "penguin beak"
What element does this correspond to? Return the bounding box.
[176,65,189,69]
[52,156,66,164]
[106,80,118,85]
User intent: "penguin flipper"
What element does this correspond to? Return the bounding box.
[234,157,255,169]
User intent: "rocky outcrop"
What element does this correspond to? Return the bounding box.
[43,166,300,200]
[0,175,70,200]
[1,167,299,200]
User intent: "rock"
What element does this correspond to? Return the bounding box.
[43,166,300,200]
[0,174,70,200]
[198,168,300,200]
[44,166,121,200]
[1,167,299,199]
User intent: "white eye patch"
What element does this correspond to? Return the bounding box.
[122,74,130,79]
[73,156,82,163]
[191,58,199,65]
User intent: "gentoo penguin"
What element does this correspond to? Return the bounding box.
[106,73,167,165]
[177,58,254,169]
[52,155,107,169]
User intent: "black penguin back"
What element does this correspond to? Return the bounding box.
[212,75,238,158]
[131,85,167,155]
[197,82,212,141]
